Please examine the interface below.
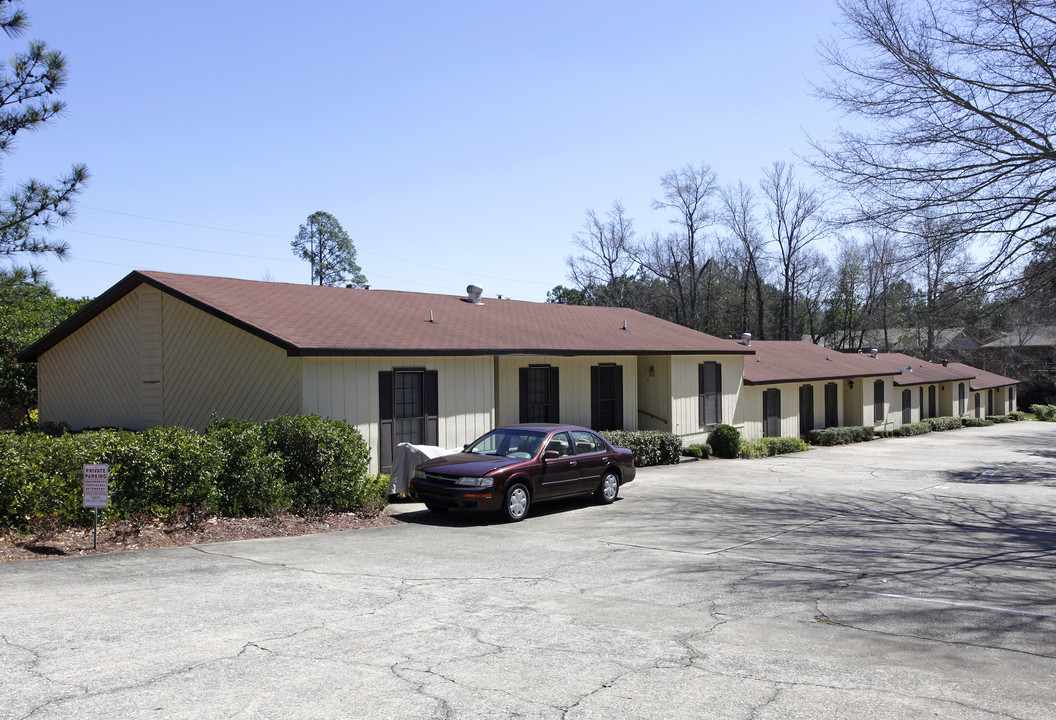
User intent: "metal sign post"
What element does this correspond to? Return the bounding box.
[82,464,109,549]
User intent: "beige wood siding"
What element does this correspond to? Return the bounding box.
[842,379,863,426]
[494,355,638,430]
[160,294,301,429]
[637,355,672,431]
[739,383,801,441]
[139,286,164,427]
[37,290,142,430]
[302,356,495,475]
[670,354,744,446]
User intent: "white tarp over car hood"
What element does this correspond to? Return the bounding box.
[389,443,458,495]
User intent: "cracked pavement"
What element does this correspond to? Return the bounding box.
[3,422,1056,718]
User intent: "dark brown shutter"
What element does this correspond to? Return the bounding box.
[698,364,706,426]
[548,366,560,422]
[613,365,624,430]
[590,365,600,429]
[714,363,722,424]
[425,370,439,445]
[519,367,529,423]
[379,371,394,472]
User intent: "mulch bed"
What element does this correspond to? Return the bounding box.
[0,510,400,562]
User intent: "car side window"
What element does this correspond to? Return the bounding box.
[570,430,602,455]
[545,431,574,457]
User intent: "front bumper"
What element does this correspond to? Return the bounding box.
[408,478,503,512]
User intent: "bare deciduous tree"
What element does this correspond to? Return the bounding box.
[812,0,1056,280]
[760,162,828,339]
[633,163,718,330]
[565,201,636,306]
[719,181,770,338]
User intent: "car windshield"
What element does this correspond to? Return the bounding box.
[466,429,546,459]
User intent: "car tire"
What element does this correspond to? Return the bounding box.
[596,471,619,504]
[502,483,530,522]
[424,502,449,513]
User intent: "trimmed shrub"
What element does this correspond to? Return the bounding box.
[601,430,681,467]
[889,421,932,437]
[926,416,963,432]
[1,415,379,531]
[806,426,874,446]
[740,436,810,458]
[925,411,967,428]
[1009,410,1026,421]
[680,443,713,460]
[204,418,288,516]
[1029,404,1056,421]
[262,415,373,512]
[985,415,1011,424]
[708,424,741,459]
[962,416,994,427]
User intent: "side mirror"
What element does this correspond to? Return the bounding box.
[543,450,560,460]
[463,444,471,451]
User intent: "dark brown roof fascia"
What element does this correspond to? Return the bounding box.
[291,347,757,358]
[743,369,895,386]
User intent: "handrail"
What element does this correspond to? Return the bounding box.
[637,408,668,425]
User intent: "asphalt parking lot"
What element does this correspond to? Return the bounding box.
[3,422,1056,719]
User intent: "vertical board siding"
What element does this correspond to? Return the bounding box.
[495,355,638,430]
[139,285,164,427]
[303,356,495,475]
[668,354,743,445]
[636,355,671,431]
[37,291,142,429]
[161,294,301,429]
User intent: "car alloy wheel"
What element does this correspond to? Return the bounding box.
[597,472,619,504]
[503,483,530,522]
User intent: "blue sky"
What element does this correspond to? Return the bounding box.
[5,1,845,302]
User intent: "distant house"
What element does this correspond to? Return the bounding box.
[19,271,753,474]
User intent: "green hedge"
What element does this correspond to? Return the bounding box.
[962,416,994,427]
[0,415,381,531]
[1029,404,1056,421]
[739,436,809,458]
[985,415,1012,424]
[1009,410,1026,421]
[889,421,933,437]
[601,430,681,467]
[707,424,741,459]
[806,426,875,446]
[926,416,963,431]
[681,443,712,459]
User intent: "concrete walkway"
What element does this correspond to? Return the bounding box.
[3,422,1056,719]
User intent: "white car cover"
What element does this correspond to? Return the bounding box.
[388,442,459,495]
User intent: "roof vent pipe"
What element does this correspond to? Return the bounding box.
[870,348,879,358]
[740,332,752,346]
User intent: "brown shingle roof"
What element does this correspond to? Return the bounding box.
[843,352,976,386]
[20,271,755,361]
[742,340,893,385]
[946,362,1020,390]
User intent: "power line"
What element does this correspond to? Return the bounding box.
[76,206,556,287]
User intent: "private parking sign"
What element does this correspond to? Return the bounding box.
[83,464,109,508]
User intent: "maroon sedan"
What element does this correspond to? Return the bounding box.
[409,424,635,522]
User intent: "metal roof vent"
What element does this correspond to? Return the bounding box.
[740,332,752,346]
[870,348,879,358]
[464,284,484,304]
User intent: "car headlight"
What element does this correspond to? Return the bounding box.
[455,476,494,488]
[413,468,426,480]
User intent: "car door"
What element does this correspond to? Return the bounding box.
[569,430,609,493]
[536,431,581,499]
